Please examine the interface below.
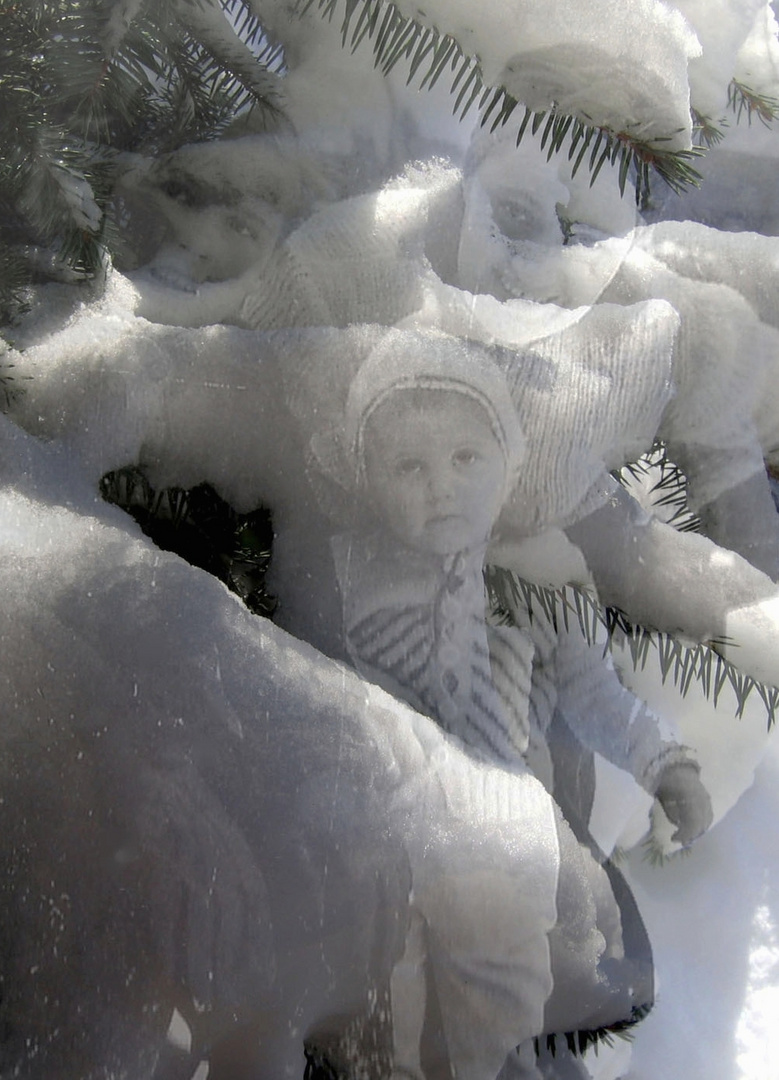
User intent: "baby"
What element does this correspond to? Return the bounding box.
[330,329,712,1078]
[337,331,711,832]
[335,335,528,766]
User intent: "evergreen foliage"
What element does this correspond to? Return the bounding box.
[691,79,778,148]
[486,563,779,730]
[728,79,779,127]
[535,1000,653,1059]
[3,0,778,311]
[487,443,779,728]
[0,360,24,411]
[299,0,706,205]
[691,107,728,148]
[0,0,284,319]
[100,464,277,617]
[615,445,701,534]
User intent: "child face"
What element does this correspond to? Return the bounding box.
[363,389,507,556]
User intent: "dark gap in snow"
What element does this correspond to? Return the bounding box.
[100,464,277,618]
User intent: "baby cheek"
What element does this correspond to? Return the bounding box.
[386,482,425,531]
[469,477,505,528]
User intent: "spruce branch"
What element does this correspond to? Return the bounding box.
[613,445,701,534]
[0,359,26,411]
[0,244,31,325]
[533,1002,652,1061]
[690,107,727,148]
[299,0,705,204]
[100,465,277,618]
[169,0,285,129]
[485,565,777,730]
[0,0,287,312]
[728,79,779,128]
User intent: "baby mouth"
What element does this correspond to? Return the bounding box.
[426,513,463,526]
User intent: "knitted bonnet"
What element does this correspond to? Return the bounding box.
[344,327,525,491]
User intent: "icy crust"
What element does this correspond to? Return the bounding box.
[632,217,779,332]
[0,415,563,1078]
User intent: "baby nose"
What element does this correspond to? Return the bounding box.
[427,464,456,504]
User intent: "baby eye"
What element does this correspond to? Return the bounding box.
[452,448,479,467]
[395,458,424,476]
[161,179,199,207]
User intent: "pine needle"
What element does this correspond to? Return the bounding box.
[691,107,726,147]
[0,0,286,303]
[486,564,778,730]
[301,0,707,204]
[728,80,779,128]
[100,465,277,618]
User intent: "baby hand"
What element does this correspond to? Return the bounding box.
[654,762,713,847]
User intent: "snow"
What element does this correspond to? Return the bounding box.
[7,231,779,1080]
[674,0,766,116]
[735,1,779,95]
[627,734,779,1080]
[6,277,779,1077]
[393,0,699,147]
[0,423,563,1078]
[5,1,779,1078]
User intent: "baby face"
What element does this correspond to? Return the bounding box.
[363,389,507,556]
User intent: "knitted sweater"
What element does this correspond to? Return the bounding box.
[332,532,532,767]
[504,596,693,795]
[332,527,690,802]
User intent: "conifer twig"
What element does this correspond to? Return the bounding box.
[690,107,726,148]
[0,0,286,307]
[300,0,705,204]
[728,79,779,128]
[486,564,777,730]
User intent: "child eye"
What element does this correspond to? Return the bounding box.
[161,178,200,207]
[452,448,479,467]
[395,458,424,477]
